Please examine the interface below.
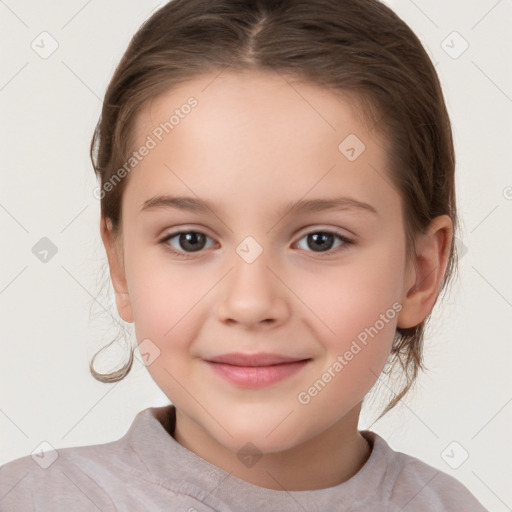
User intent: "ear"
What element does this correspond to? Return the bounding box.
[100,216,134,324]
[397,215,453,329]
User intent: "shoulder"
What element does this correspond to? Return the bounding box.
[0,433,219,512]
[0,405,209,512]
[0,439,128,511]
[363,431,488,511]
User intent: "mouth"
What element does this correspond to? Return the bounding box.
[203,352,312,388]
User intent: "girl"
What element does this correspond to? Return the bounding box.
[0,0,489,510]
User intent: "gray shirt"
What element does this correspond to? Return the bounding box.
[0,404,487,511]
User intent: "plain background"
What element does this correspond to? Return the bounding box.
[0,0,511,510]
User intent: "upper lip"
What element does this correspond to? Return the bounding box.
[204,352,310,367]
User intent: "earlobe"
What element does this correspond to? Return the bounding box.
[100,217,134,324]
[397,215,453,329]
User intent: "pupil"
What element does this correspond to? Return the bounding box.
[309,232,333,252]
[181,232,205,252]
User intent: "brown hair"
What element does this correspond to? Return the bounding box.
[89,0,458,419]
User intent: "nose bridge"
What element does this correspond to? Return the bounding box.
[232,237,272,290]
[216,235,290,327]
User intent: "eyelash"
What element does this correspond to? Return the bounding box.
[159,229,354,260]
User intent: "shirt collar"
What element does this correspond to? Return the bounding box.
[124,404,390,510]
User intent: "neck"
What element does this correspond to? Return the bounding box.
[172,403,372,491]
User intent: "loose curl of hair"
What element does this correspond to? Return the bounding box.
[89,0,458,420]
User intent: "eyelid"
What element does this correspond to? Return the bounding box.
[159,224,216,242]
[293,224,355,241]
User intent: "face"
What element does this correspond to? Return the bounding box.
[107,70,419,456]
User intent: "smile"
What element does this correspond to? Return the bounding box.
[203,353,312,388]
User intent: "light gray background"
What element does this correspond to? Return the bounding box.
[0,1,511,510]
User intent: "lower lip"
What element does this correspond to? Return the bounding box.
[204,360,311,388]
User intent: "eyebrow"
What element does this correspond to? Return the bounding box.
[140,194,378,217]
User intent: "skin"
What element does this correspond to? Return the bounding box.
[101,69,452,491]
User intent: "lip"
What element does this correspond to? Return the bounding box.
[205,352,309,366]
[203,352,312,388]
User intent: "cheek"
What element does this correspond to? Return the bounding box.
[294,272,401,423]
[296,246,404,389]
[124,255,205,395]
[124,244,205,346]
[301,245,404,336]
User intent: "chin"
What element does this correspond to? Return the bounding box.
[211,414,311,454]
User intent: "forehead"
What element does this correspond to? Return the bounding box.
[125,70,397,219]
[133,69,377,148]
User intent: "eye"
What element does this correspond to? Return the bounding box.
[295,230,353,255]
[159,229,353,259]
[160,230,216,258]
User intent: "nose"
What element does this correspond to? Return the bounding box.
[216,251,290,329]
